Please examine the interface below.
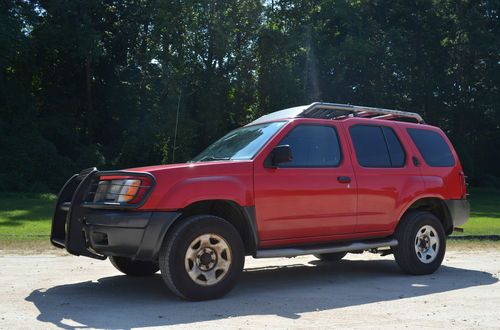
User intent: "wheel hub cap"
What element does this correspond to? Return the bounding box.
[414,225,439,264]
[196,248,217,271]
[185,233,232,286]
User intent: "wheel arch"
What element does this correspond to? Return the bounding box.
[167,199,258,255]
[398,197,453,235]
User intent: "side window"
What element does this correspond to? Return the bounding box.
[349,125,406,168]
[278,125,342,167]
[382,127,406,167]
[407,128,455,167]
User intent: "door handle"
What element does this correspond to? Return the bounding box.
[337,176,351,183]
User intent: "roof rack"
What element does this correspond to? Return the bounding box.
[301,102,424,123]
[248,102,424,125]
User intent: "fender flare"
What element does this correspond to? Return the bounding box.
[395,194,453,234]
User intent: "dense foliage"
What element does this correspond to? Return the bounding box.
[1,0,499,192]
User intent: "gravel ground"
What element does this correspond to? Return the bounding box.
[0,249,499,329]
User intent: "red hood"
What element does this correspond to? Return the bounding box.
[126,160,248,174]
[126,162,197,173]
[129,160,255,210]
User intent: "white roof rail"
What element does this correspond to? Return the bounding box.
[302,102,424,123]
[249,102,424,125]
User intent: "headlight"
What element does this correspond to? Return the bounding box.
[93,177,152,205]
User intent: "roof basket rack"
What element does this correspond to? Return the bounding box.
[300,102,424,123]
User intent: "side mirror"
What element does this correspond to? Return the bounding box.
[270,145,292,167]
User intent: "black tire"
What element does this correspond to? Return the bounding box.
[392,211,446,275]
[314,252,347,262]
[159,215,245,301]
[109,256,159,276]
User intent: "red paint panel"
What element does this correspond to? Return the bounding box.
[125,116,466,250]
[342,118,426,233]
[253,119,357,242]
[132,161,254,210]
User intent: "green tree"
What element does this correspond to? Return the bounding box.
[0,0,499,191]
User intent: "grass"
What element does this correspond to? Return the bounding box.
[457,188,500,235]
[0,188,498,246]
[0,193,56,238]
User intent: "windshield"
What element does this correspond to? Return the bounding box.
[192,121,286,162]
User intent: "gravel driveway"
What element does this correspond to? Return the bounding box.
[1,249,499,329]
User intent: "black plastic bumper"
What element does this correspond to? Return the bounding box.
[83,210,181,260]
[445,199,470,227]
[50,167,180,261]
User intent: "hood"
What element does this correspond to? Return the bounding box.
[125,160,251,175]
[129,160,254,210]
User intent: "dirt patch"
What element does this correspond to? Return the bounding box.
[1,250,499,329]
[0,238,66,255]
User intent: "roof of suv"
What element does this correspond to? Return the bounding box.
[249,102,424,126]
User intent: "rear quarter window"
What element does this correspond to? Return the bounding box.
[407,128,455,167]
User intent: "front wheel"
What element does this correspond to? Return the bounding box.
[392,211,446,275]
[159,215,245,301]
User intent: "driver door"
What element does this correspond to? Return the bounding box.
[254,121,357,244]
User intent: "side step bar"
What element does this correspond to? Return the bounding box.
[255,238,398,258]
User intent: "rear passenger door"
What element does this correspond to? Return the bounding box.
[345,121,425,233]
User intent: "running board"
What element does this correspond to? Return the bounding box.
[255,238,398,258]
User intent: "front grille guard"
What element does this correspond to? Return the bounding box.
[50,167,155,259]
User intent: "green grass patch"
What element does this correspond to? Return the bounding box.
[0,193,56,239]
[0,188,498,241]
[458,188,500,235]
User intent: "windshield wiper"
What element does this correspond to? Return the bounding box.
[197,156,231,162]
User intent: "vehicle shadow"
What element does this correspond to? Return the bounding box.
[25,258,497,329]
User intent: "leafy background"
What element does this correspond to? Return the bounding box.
[1,0,499,192]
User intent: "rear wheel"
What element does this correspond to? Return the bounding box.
[314,252,347,262]
[159,215,245,301]
[392,211,446,275]
[109,256,159,276]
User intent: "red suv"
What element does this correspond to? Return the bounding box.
[51,102,469,300]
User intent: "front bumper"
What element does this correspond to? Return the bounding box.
[83,210,180,260]
[50,167,180,261]
[445,199,470,227]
